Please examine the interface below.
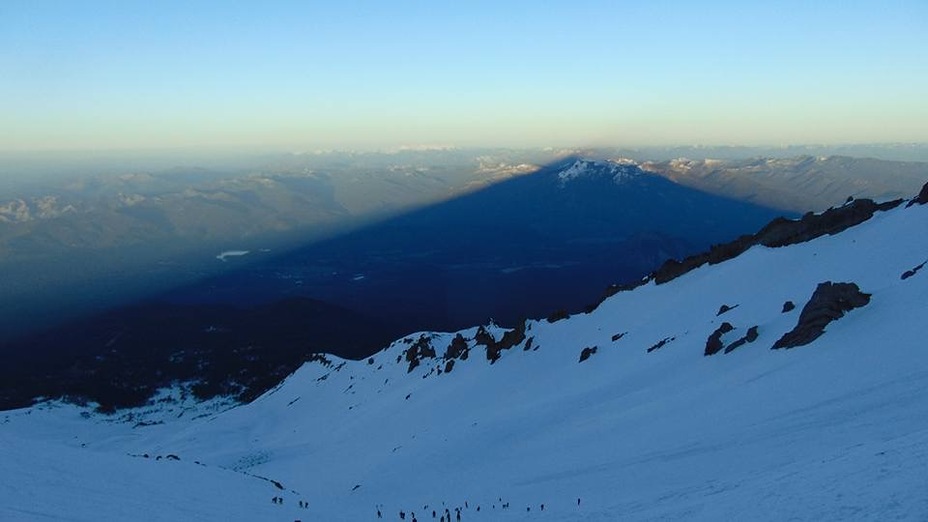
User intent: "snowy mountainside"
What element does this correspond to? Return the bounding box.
[2,189,928,521]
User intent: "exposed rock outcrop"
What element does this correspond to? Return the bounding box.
[647,336,675,353]
[772,282,871,349]
[523,336,535,351]
[478,322,528,364]
[724,325,759,354]
[306,353,334,367]
[906,181,928,207]
[782,301,796,313]
[717,304,738,316]
[599,281,642,304]
[443,334,470,362]
[499,323,527,350]
[705,322,735,356]
[578,346,598,363]
[901,261,926,281]
[404,335,436,373]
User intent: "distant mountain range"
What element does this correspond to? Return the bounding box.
[641,155,928,212]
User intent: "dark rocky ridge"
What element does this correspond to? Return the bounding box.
[906,181,928,207]
[599,196,904,304]
[773,282,871,349]
[651,198,902,285]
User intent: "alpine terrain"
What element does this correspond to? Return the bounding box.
[2,183,927,521]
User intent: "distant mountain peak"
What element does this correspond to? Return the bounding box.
[555,157,642,185]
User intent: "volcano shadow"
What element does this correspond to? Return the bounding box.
[0,156,795,411]
[165,156,794,336]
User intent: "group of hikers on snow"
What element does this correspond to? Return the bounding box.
[390,506,460,522]
[378,496,578,519]
[269,496,309,509]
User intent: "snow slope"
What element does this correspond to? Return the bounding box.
[3,195,927,521]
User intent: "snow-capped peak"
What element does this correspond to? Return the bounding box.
[556,158,642,185]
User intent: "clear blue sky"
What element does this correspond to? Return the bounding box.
[1,0,926,151]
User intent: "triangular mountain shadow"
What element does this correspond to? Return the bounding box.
[0,156,794,411]
[166,155,793,332]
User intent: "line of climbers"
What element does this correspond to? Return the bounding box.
[378,497,579,519]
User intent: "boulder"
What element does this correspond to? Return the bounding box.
[705,322,734,356]
[578,346,598,363]
[773,282,870,349]
[724,325,759,354]
[717,304,738,316]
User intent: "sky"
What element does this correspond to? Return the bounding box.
[1,0,926,152]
